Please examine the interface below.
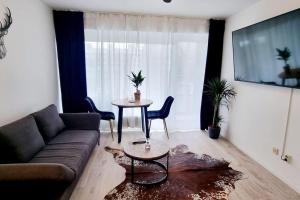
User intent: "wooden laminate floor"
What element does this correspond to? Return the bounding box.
[70,131,300,200]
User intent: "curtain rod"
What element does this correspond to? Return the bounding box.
[51,8,224,21]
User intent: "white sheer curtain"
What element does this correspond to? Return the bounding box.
[84,13,208,131]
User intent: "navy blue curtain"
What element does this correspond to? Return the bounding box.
[53,11,87,113]
[200,19,226,130]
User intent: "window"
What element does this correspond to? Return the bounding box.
[84,13,208,130]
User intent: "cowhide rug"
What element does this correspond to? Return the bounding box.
[104,145,243,200]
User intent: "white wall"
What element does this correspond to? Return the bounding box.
[0,0,59,126]
[222,0,300,193]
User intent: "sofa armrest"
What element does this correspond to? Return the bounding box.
[0,163,75,183]
[0,163,76,199]
[59,113,100,130]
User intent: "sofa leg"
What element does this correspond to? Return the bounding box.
[97,121,101,146]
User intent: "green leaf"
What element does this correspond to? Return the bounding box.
[205,78,237,127]
[128,70,146,89]
[276,47,291,62]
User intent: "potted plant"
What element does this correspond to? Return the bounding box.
[276,47,291,74]
[128,70,145,102]
[206,79,237,139]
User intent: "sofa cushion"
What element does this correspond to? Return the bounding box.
[0,116,45,163]
[30,130,99,175]
[33,104,65,142]
[48,130,99,148]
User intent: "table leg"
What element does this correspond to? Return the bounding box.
[167,153,169,177]
[141,107,145,132]
[118,107,123,143]
[144,106,150,139]
[131,158,134,183]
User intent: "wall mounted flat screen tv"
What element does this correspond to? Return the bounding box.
[232,8,300,89]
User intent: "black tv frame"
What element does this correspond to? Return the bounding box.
[232,8,300,89]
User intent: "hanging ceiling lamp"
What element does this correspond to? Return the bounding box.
[163,0,172,3]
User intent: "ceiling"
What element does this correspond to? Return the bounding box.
[42,0,260,18]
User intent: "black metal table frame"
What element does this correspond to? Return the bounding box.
[130,153,169,185]
[117,105,150,143]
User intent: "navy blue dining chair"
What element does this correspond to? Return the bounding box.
[85,97,115,140]
[147,96,174,139]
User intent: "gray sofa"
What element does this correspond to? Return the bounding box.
[0,105,100,200]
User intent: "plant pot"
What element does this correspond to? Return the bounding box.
[283,65,290,74]
[134,90,141,102]
[208,126,221,139]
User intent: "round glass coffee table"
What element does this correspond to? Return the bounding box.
[124,139,169,185]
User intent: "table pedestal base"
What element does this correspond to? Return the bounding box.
[131,155,169,185]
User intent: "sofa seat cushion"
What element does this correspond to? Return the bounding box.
[30,130,99,175]
[0,116,45,163]
[48,130,99,149]
[30,144,89,176]
[33,105,65,142]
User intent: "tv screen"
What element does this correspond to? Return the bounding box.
[232,8,300,89]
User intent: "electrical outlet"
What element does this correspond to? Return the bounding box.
[281,155,292,163]
[286,155,292,163]
[272,147,279,155]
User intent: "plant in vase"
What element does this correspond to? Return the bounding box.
[276,47,291,74]
[206,79,237,139]
[128,70,145,102]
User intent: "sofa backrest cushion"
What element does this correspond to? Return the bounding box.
[33,104,65,142]
[0,116,45,163]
